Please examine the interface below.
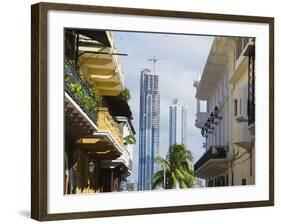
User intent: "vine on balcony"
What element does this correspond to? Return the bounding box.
[119,88,131,102]
[123,134,136,146]
[64,61,100,116]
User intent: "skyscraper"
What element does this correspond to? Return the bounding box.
[169,98,188,147]
[138,68,160,191]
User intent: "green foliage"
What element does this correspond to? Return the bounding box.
[123,134,136,145]
[119,88,131,102]
[67,82,83,100]
[90,87,101,106]
[65,73,72,82]
[82,95,93,110]
[64,62,100,116]
[152,144,195,190]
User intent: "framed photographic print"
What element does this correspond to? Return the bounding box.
[31,2,274,221]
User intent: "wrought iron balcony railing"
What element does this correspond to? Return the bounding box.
[247,44,255,126]
[64,59,98,123]
[194,146,228,171]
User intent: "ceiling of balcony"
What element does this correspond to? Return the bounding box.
[75,135,122,160]
[196,37,234,100]
[64,93,97,137]
[195,159,229,178]
[77,32,125,96]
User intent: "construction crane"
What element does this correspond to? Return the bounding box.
[148,56,164,75]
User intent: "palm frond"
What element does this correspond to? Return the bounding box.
[152,176,164,189]
[170,172,177,188]
[151,143,196,190]
[179,179,189,188]
[174,168,186,181]
[152,170,164,182]
[154,155,165,164]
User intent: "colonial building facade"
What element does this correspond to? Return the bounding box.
[64,29,135,194]
[193,37,255,187]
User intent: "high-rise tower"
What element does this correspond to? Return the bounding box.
[169,98,188,147]
[138,68,160,191]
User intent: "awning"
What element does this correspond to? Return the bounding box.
[66,28,111,47]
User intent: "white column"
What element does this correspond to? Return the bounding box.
[197,99,200,114]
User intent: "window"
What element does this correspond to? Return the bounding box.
[239,99,242,115]
[226,174,229,186]
[242,37,249,49]
[236,38,242,60]
[234,99,238,116]
[235,37,250,61]
[242,178,246,185]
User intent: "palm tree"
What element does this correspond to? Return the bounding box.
[152,144,195,189]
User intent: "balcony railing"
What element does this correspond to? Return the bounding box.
[233,118,253,150]
[247,44,255,126]
[194,146,227,171]
[64,59,98,123]
[195,112,209,129]
[97,107,123,146]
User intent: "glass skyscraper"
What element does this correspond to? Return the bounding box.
[138,68,160,191]
[169,98,188,147]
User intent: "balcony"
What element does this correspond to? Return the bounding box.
[65,59,98,123]
[101,151,133,176]
[195,112,209,129]
[97,107,123,146]
[64,59,99,137]
[77,31,125,96]
[245,40,255,127]
[229,38,255,84]
[196,37,232,100]
[75,107,124,160]
[233,117,254,151]
[194,146,229,179]
[99,114,135,175]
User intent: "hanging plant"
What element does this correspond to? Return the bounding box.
[82,95,93,110]
[64,59,100,116]
[64,73,72,82]
[90,87,101,106]
[123,134,136,145]
[119,88,131,102]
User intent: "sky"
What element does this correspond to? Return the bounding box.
[113,31,214,183]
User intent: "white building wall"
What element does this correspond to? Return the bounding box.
[114,117,135,174]
[194,37,255,187]
[228,63,255,185]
